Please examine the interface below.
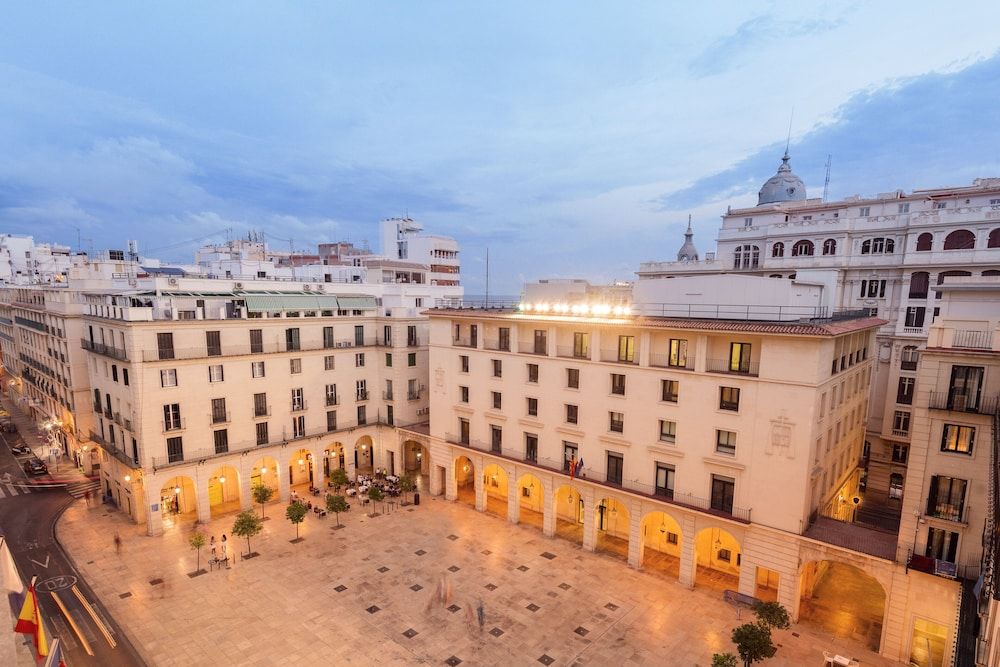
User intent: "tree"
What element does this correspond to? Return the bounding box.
[712,654,738,667]
[731,623,776,667]
[232,510,263,557]
[329,467,348,490]
[286,501,308,540]
[189,531,206,574]
[252,483,274,519]
[753,601,790,631]
[326,494,349,526]
[367,485,384,516]
[399,474,416,504]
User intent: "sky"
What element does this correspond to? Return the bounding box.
[2,2,1000,294]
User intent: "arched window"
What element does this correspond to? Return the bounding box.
[733,245,760,270]
[822,239,837,255]
[768,274,783,278]
[885,238,895,253]
[983,270,1000,277]
[935,270,972,298]
[861,239,871,254]
[943,229,975,250]
[772,242,784,258]
[988,229,1000,248]
[791,240,814,256]
[908,271,929,299]
[862,237,894,254]
[916,233,933,251]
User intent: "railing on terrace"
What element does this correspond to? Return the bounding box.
[599,349,637,365]
[517,342,547,355]
[926,501,969,524]
[452,337,476,348]
[140,337,384,362]
[952,330,992,350]
[556,345,589,360]
[88,431,140,468]
[928,391,999,415]
[705,358,760,376]
[432,299,520,310]
[408,387,426,400]
[80,339,128,361]
[637,303,827,321]
[648,353,694,370]
[982,405,1000,601]
[483,339,511,351]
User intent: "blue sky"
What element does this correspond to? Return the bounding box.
[1,2,999,294]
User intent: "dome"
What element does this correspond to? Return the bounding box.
[676,218,699,261]
[757,151,806,205]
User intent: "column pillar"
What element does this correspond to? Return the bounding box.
[581,487,597,552]
[678,515,697,589]
[777,567,798,620]
[145,480,164,536]
[311,449,325,489]
[506,466,518,523]
[195,473,211,524]
[445,454,457,501]
[238,458,253,511]
[542,479,555,537]
[627,500,642,569]
[276,448,291,503]
[474,456,485,512]
[346,445,357,481]
[738,556,756,597]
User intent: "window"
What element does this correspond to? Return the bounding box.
[668,339,688,368]
[573,332,590,358]
[253,392,268,417]
[206,330,221,356]
[563,442,578,472]
[859,279,886,298]
[491,392,502,410]
[492,359,502,378]
[166,436,184,463]
[891,443,908,464]
[989,228,1000,248]
[916,232,933,251]
[744,217,753,227]
[897,377,915,404]
[490,425,502,453]
[859,206,870,217]
[211,398,227,424]
[618,335,635,363]
[209,364,224,382]
[566,404,578,424]
[908,272,930,299]
[325,383,338,406]
[356,405,366,426]
[527,363,538,383]
[354,325,364,346]
[323,355,335,371]
[252,360,265,378]
[716,430,737,455]
[356,379,368,401]
[771,242,784,258]
[733,244,760,269]
[255,422,268,446]
[610,373,625,395]
[498,327,510,351]
[289,358,302,374]
[112,365,118,382]
[527,397,538,416]
[407,325,418,346]
[791,240,814,256]
[459,386,469,403]
[609,411,624,433]
[408,353,416,367]
[944,229,975,250]
[655,463,675,499]
[947,365,984,412]
[163,404,182,431]
[661,379,679,403]
[719,386,740,411]
[122,368,129,386]
[941,424,974,454]
[385,353,392,367]
[525,434,538,462]
[533,329,547,355]
[889,472,904,499]
[285,327,300,351]
[934,201,947,210]
[861,237,895,255]
[160,369,177,388]
[904,307,926,328]
[323,326,335,349]
[291,388,304,411]
[659,420,676,442]
[822,239,837,255]
[459,418,470,444]
[326,410,337,432]
[729,342,752,373]
[249,329,263,354]
[898,202,910,213]
[711,475,735,514]
[606,452,624,485]
[926,527,959,563]
[460,355,469,372]
[892,410,910,435]
[355,353,365,367]
[213,429,229,454]
[292,415,305,438]
[567,368,580,389]
[900,346,919,371]
[926,476,968,521]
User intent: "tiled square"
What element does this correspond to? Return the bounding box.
[410,584,423,592]
[546,591,558,598]
[334,585,347,592]
[489,627,504,637]
[148,578,163,586]
[517,565,529,572]
[119,592,132,599]
[558,583,571,590]
[526,603,540,612]
[484,583,497,591]
[448,565,460,572]
[415,549,427,556]
[366,605,381,614]
[402,628,418,638]
[447,604,461,613]
[447,534,459,541]
[574,626,589,636]
[445,657,462,666]
[605,602,619,611]
[377,566,390,573]
[540,551,557,560]
[538,655,555,665]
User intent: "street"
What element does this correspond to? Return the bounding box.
[0,417,145,666]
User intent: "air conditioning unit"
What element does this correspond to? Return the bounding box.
[234,282,244,290]
[167,277,178,286]
[303,284,311,292]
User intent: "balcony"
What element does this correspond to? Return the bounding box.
[926,502,968,524]
[103,407,113,419]
[382,391,393,401]
[210,411,231,425]
[556,345,589,360]
[453,337,476,348]
[649,354,694,370]
[518,342,548,355]
[891,428,910,438]
[483,339,510,352]
[139,337,382,362]
[290,400,308,413]
[408,387,426,400]
[706,358,759,376]
[326,395,341,407]
[162,418,185,433]
[80,339,128,361]
[928,391,999,415]
[356,390,370,401]
[599,350,637,365]
[88,431,140,468]
[252,405,271,418]
[951,330,992,350]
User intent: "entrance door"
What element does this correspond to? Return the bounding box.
[598,503,607,530]
[388,451,395,476]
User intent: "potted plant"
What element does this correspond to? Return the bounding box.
[252,483,274,520]
[286,501,308,542]
[232,510,263,559]
[326,494,349,528]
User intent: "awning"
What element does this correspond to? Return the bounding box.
[243,294,342,312]
[335,296,378,310]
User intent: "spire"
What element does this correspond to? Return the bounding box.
[676,215,699,262]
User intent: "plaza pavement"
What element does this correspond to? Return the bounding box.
[56,494,903,666]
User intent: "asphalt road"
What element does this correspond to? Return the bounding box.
[0,427,145,667]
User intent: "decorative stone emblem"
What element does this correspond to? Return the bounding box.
[767,412,794,459]
[434,366,445,388]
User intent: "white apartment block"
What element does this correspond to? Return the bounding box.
[409,279,961,664]
[0,234,73,286]
[380,217,460,287]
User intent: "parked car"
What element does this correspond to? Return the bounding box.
[23,459,48,476]
[10,444,31,455]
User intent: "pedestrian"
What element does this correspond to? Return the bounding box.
[220,534,228,561]
[477,599,485,631]
[210,535,217,561]
[113,531,122,556]
[83,489,90,508]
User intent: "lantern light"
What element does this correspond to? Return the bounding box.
[124,474,131,483]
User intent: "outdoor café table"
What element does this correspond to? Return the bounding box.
[386,475,398,483]
[346,488,357,497]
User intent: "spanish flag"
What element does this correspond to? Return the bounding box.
[14,576,48,658]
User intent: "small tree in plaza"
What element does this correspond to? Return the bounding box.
[711,654,738,667]
[326,494,349,526]
[189,531,207,575]
[286,501,308,541]
[252,483,274,520]
[752,601,790,632]
[367,486,384,516]
[399,474,416,505]
[329,467,348,490]
[731,623,776,666]
[232,510,263,558]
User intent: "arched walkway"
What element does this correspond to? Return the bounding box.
[324,442,346,478]
[640,510,683,580]
[289,448,313,492]
[250,456,279,496]
[517,474,544,530]
[595,497,629,561]
[482,464,508,517]
[159,476,197,530]
[694,527,741,591]
[403,440,429,475]
[207,465,241,518]
[454,456,475,507]
[553,484,583,544]
[799,560,886,652]
[355,436,374,476]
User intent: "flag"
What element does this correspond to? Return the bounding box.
[575,458,584,477]
[568,456,576,479]
[14,576,49,658]
[43,637,65,667]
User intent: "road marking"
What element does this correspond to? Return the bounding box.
[72,585,117,648]
[29,554,50,569]
[37,575,76,591]
[50,590,94,656]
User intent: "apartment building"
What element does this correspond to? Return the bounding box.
[408,276,962,664]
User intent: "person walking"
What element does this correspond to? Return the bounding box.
[113,531,122,556]
[209,535,217,561]
[220,534,228,565]
[476,599,485,632]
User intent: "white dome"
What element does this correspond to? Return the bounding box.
[758,152,806,205]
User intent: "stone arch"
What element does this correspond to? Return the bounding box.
[594,495,630,561]
[454,455,475,507]
[822,238,837,255]
[989,228,1000,248]
[943,229,975,250]
[159,475,197,527]
[915,232,933,251]
[772,242,784,258]
[936,270,972,299]
[516,473,544,529]
[694,526,741,591]
[289,448,314,489]
[791,239,814,256]
[553,484,584,544]
[250,456,280,495]
[206,465,240,519]
[403,439,430,475]
[354,435,374,474]
[798,560,887,652]
[640,509,683,580]
[482,463,509,517]
[324,442,346,478]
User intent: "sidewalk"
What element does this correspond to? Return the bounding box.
[0,395,91,484]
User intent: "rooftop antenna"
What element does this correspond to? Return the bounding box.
[785,107,794,156]
[485,247,490,308]
[823,154,833,202]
